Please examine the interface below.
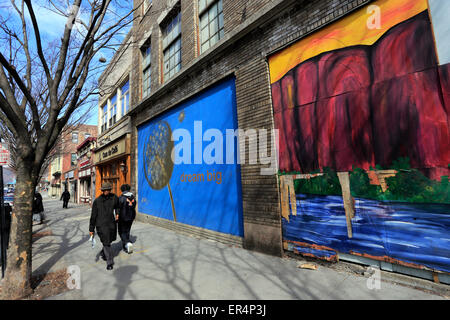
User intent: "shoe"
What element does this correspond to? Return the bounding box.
[126,242,133,254]
[107,264,113,271]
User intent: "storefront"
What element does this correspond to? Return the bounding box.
[94,133,131,197]
[50,172,61,199]
[78,163,94,204]
[64,170,77,203]
[77,137,97,206]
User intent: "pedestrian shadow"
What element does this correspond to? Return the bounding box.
[94,247,105,263]
[112,242,124,258]
[94,242,124,262]
[113,265,139,300]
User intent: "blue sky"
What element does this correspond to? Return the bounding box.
[0,0,133,126]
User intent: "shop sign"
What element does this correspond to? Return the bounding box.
[65,170,74,179]
[80,159,90,168]
[95,138,127,164]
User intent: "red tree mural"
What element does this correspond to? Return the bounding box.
[273,12,450,180]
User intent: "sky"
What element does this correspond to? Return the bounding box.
[0,0,134,126]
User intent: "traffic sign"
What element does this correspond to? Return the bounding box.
[0,144,9,166]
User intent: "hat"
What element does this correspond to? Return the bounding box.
[101,182,112,191]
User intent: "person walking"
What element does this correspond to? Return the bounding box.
[61,189,70,209]
[4,202,12,248]
[89,183,119,270]
[118,184,136,254]
[32,192,45,224]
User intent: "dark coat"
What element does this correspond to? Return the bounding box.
[89,193,119,245]
[118,192,136,222]
[32,193,44,213]
[61,191,70,201]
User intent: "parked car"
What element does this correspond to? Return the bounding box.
[3,192,14,207]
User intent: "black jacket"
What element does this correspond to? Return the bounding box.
[61,191,70,201]
[118,192,136,222]
[32,193,44,213]
[89,193,119,244]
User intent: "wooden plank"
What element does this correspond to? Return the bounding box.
[287,175,298,216]
[293,173,324,180]
[279,176,290,222]
[337,172,354,238]
[375,170,397,192]
[433,272,441,284]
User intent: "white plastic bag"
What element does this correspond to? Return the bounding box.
[88,235,96,248]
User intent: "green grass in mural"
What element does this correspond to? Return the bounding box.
[282,158,450,204]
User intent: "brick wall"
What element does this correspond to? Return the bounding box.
[61,125,97,174]
[128,0,373,256]
[181,0,198,65]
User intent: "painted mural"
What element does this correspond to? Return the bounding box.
[137,78,244,237]
[269,0,450,273]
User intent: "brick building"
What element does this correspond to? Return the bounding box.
[99,0,450,283]
[77,137,97,205]
[94,32,133,198]
[59,124,97,203]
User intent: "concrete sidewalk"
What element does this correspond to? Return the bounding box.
[31,199,448,300]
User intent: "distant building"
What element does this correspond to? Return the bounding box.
[47,124,97,202]
[94,31,132,198]
[77,137,97,206]
[48,153,63,199]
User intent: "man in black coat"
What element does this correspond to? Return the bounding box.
[60,189,70,209]
[32,192,45,224]
[89,183,119,270]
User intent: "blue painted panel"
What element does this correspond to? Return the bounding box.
[137,78,244,237]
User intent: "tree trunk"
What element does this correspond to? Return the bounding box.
[1,162,35,299]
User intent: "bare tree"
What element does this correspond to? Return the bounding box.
[0,0,136,299]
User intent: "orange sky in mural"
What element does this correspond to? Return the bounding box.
[268,0,428,84]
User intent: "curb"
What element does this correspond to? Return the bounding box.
[335,260,450,298]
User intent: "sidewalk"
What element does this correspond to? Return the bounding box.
[32,199,448,300]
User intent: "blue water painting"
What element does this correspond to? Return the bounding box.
[283,194,450,273]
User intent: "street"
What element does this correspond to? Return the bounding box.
[28,199,448,300]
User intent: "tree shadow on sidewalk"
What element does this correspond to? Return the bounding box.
[32,219,88,289]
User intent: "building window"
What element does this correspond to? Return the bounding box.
[162,10,182,82]
[84,133,91,139]
[101,105,107,133]
[199,0,224,54]
[122,81,130,114]
[109,95,117,127]
[71,153,77,167]
[72,132,78,144]
[142,41,151,98]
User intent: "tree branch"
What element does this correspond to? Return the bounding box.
[23,0,54,88]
